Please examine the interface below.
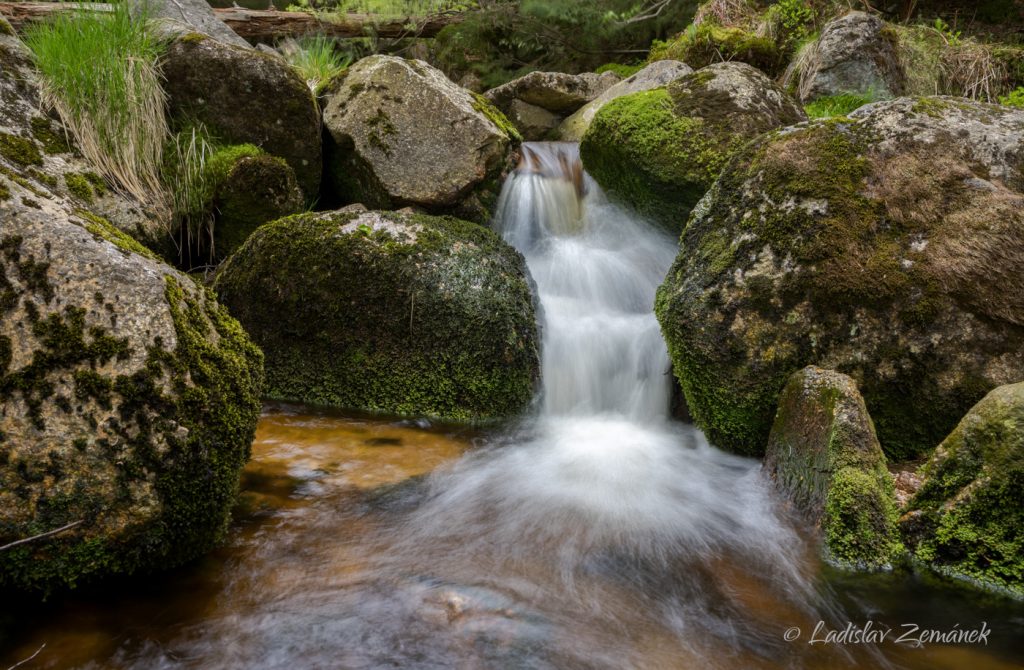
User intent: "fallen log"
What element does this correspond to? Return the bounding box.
[0,2,463,41]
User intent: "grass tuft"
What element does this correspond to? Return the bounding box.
[23,2,169,206]
[280,35,351,94]
[804,92,875,119]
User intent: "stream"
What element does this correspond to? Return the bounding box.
[2,143,1022,669]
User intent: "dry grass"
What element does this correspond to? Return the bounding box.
[895,25,1011,102]
[693,0,758,28]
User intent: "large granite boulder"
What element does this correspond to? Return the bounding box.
[322,56,518,223]
[581,62,805,231]
[161,33,321,200]
[214,210,540,422]
[484,70,620,115]
[766,367,902,569]
[656,97,1024,459]
[557,60,693,141]
[136,0,250,49]
[900,382,1024,597]
[0,20,263,596]
[796,11,905,103]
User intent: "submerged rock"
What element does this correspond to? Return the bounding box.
[213,210,540,422]
[0,29,264,596]
[556,60,693,141]
[766,367,901,569]
[901,382,1024,597]
[484,70,619,115]
[656,96,1024,458]
[161,33,321,200]
[796,11,904,103]
[322,56,518,222]
[580,62,805,230]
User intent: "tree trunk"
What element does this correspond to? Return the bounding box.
[0,2,464,41]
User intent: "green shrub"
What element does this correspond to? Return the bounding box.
[24,2,168,205]
[999,87,1024,107]
[804,92,875,118]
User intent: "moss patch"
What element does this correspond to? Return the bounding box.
[76,210,161,262]
[0,133,43,167]
[649,24,785,76]
[30,117,72,155]
[472,92,522,142]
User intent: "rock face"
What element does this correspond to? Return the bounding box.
[900,382,1024,597]
[505,99,562,141]
[161,33,321,201]
[137,0,250,49]
[0,22,264,595]
[484,70,619,115]
[797,11,904,103]
[656,97,1024,459]
[214,210,540,422]
[557,60,693,141]
[766,367,902,569]
[580,62,805,230]
[322,56,518,222]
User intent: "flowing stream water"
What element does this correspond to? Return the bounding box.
[2,143,1022,669]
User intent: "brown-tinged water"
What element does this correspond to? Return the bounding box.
[3,143,1023,669]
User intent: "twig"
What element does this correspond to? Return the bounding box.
[0,520,82,552]
[6,643,45,670]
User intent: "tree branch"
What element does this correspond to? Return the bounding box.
[0,520,82,552]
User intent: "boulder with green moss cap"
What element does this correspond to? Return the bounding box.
[766,366,902,569]
[581,62,805,230]
[557,60,693,141]
[213,209,540,423]
[161,32,321,201]
[656,96,1024,460]
[322,56,519,223]
[900,382,1024,597]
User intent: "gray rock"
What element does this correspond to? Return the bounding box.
[484,70,619,115]
[322,56,517,221]
[656,96,1024,460]
[506,99,561,141]
[766,367,901,569]
[135,0,250,49]
[797,11,904,103]
[557,60,693,141]
[161,33,321,201]
[0,21,264,594]
[213,209,539,422]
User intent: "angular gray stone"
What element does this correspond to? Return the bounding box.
[484,70,619,115]
[136,0,251,49]
[506,99,561,141]
[797,11,904,103]
[557,60,693,141]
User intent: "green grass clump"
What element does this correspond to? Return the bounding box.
[999,87,1024,107]
[804,92,875,119]
[23,2,169,205]
[281,35,351,94]
[595,62,643,78]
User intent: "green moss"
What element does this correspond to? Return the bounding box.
[212,153,302,260]
[0,17,14,36]
[471,92,522,142]
[213,210,539,423]
[365,108,398,157]
[75,210,161,262]
[179,32,208,44]
[825,466,903,569]
[595,62,643,78]
[65,173,96,202]
[649,23,784,76]
[0,181,8,201]
[30,116,72,155]
[0,133,43,167]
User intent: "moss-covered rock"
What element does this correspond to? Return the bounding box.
[900,382,1024,597]
[557,60,692,142]
[766,366,902,569]
[795,11,905,104]
[649,23,785,77]
[322,56,518,223]
[656,97,1024,459]
[161,33,321,201]
[580,62,805,231]
[213,210,540,422]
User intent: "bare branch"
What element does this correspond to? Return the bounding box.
[0,520,82,553]
[617,0,673,25]
[6,643,46,670]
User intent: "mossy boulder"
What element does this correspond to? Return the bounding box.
[580,62,805,230]
[213,210,540,422]
[557,60,692,141]
[795,11,905,104]
[161,33,321,201]
[656,96,1024,459]
[207,147,303,260]
[766,366,902,569]
[322,56,518,223]
[0,91,263,596]
[649,22,785,77]
[900,382,1024,597]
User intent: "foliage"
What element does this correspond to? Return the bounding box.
[1000,86,1024,107]
[648,21,784,75]
[281,35,352,93]
[596,62,644,77]
[23,2,168,206]
[804,92,874,118]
